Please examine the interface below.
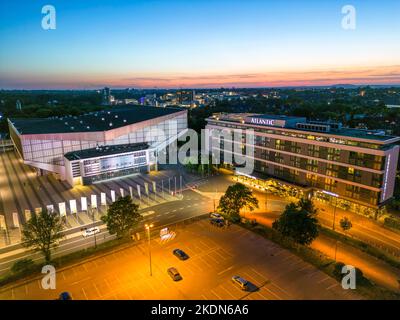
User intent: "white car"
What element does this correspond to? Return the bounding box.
[82,227,100,237]
[210,212,223,220]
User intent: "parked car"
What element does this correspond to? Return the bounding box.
[58,292,73,300]
[231,276,249,291]
[210,212,223,220]
[173,249,189,260]
[210,218,225,227]
[82,227,100,237]
[167,267,182,281]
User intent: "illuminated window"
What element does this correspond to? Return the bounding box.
[348,167,354,174]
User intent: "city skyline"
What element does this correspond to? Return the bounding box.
[1,0,400,89]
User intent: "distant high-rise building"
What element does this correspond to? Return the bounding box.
[16,100,22,110]
[102,87,112,105]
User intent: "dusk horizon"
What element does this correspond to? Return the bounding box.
[1,0,399,89]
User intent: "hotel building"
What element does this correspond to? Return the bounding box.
[8,106,187,186]
[206,113,400,215]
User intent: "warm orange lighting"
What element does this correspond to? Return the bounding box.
[145,223,154,230]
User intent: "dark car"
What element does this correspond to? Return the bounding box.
[210,218,225,227]
[58,292,73,300]
[173,249,189,260]
[167,267,182,281]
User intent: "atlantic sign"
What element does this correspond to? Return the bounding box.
[246,117,286,128]
[251,118,274,125]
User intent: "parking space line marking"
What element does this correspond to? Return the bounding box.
[210,289,223,300]
[81,287,88,300]
[93,283,102,298]
[326,283,338,290]
[250,267,267,281]
[271,282,292,298]
[217,266,234,275]
[317,276,330,284]
[219,285,237,299]
[255,290,269,300]
[264,287,282,300]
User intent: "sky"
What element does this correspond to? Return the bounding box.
[0,0,399,89]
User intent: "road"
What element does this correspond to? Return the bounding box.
[195,173,400,258]
[0,188,214,275]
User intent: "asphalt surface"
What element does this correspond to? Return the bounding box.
[0,188,214,275]
[0,220,360,300]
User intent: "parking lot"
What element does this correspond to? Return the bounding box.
[0,219,360,300]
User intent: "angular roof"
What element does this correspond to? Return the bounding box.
[64,143,149,161]
[9,106,184,135]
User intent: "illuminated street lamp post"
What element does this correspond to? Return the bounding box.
[322,191,339,231]
[145,223,153,276]
[323,190,339,261]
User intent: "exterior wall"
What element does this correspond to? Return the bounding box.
[206,120,400,208]
[65,148,151,186]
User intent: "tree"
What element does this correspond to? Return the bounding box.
[217,183,258,221]
[339,217,352,233]
[297,197,317,215]
[21,209,64,263]
[102,196,142,239]
[272,201,319,245]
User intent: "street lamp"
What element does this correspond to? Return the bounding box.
[145,223,154,276]
[322,190,339,231]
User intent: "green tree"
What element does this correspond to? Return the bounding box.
[217,183,259,221]
[102,196,142,238]
[21,209,64,263]
[272,202,319,245]
[339,217,352,233]
[297,197,317,215]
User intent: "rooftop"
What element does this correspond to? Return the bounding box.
[207,113,399,143]
[9,106,184,135]
[64,143,149,161]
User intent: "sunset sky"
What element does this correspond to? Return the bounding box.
[0,0,399,89]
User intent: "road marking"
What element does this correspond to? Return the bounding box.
[317,276,330,284]
[81,287,88,300]
[70,276,92,286]
[264,286,282,300]
[219,285,237,299]
[217,266,234,275]
[210,289,223,300]
[93,283,102,298]
[326,283,338,290]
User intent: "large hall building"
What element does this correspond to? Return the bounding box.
[8,106,187,186]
